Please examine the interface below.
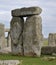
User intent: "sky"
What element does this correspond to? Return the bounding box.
[0,0,56,38]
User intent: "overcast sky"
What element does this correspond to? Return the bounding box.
[0,0,56,38]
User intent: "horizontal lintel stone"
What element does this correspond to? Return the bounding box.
[12,7,42,17]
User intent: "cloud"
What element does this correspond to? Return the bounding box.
[0,0,56,38]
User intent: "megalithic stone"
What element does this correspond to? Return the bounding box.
[23,15,42,57]
[0,24,5,49]
[7,32,11,47]
[48,33,56,46]
[10,17,24,55]
[12,7,42,17]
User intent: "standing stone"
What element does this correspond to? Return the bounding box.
[48,33,56,46]
[7,32,11,47]
[0,23,5,49]
[10,7,42,56]
[23,15,42,57]
[5,28,10,47]
[10,17,24,55]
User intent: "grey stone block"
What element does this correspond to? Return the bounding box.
[23,15,42,57]
[10,17,24,55]
[12,7,42,17]
[0,23,5,49]
[48,33,56,46]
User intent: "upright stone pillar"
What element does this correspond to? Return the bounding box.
[0,24,5,49]
[48,33,56,46]
[5,28,11,47]
[23,15,42,57]
[10,7,42,57]
[7,32,11,47]
[10,17,24,55]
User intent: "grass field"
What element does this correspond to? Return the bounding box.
[43,38,48,46]
[0,54,56,65]
[0,38,55,65]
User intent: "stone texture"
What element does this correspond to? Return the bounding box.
[48,33,56,46]
[10,17,24,55]
[41,46,56,55]
[0,47,11,54]
[7,32,11,47]
[12,7,42,17]
[0,23,5,49]
[23,15,42,57]
[0,60,20,65]
[10,7,42,56]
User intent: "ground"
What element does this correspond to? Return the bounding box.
[0,54,56,65]
[43,38,48,46]
[0,39,55,65]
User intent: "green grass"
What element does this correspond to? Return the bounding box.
[43,39,48,46]
[0,54,56,65]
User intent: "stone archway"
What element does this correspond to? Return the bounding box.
[10,7,43,57]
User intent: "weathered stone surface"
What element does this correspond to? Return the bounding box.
[7,32,11,47]
[41,46,56,55]
[0,47,11,54]
[10,17,24,55]
[12,7,42,17]
[23,15,42,57]
[48,33,56,46]
[0,60,20,65]
[0,23,5,49]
